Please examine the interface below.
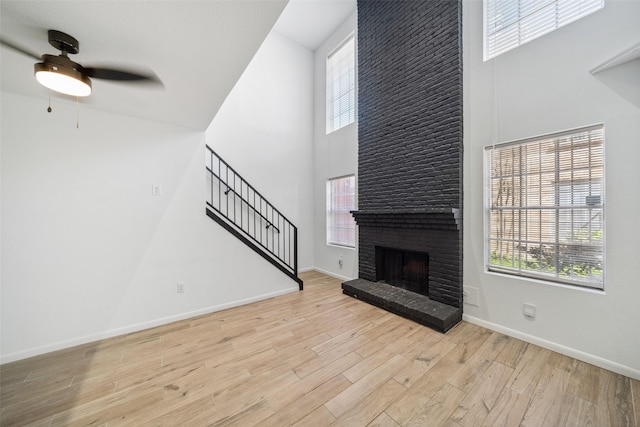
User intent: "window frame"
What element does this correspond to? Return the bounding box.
[484,124,605,290]
[326,175,357,248]
[326,33,356,134]
[483,0,605,61]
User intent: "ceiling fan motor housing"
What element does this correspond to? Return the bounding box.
[48,29,80,55]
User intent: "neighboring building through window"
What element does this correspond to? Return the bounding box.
[327,175,356,247]
[485,124,604,289]
[484,0,604,60]
[326,35,355,133]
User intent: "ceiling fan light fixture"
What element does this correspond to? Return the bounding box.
[34,62,92,97]
[2,30,160,100]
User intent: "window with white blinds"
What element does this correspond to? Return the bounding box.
[485,125,605,289]
[327,175,356,248]
[326,35,355,133]
[484,0,604,60]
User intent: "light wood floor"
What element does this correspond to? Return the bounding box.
[1,271,638,426]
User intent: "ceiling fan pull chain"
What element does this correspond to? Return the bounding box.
[47,89,52,113]
[76,97,80,129]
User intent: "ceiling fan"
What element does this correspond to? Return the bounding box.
[0,29,161,97]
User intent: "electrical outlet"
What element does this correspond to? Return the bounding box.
[523,303,536,319]
[152,185,162,196]
[463,286,479,307]
[177,282,185,293]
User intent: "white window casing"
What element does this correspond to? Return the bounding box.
[327,35,356,133]
[485,124,605,289]
[327,175,356,248]
[484,0,604,60]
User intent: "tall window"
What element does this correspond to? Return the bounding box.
[327,35,355,133]
[484,0,604,60]
[327,175,356,247]
[485,125,604,289]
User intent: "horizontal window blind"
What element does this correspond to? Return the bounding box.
[485,125,605,289]
[326,35,355,133]
[484,0,604,60]
[327,175,356,247]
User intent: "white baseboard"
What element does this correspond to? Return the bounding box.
[1,287,298,364]
[310,267,355,282]
[462,314,640,381]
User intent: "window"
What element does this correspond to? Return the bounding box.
[485,125,604,289]
[327,175,356,247]
[327,35,355,133]
[484,0,604,60]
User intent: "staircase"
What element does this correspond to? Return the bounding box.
[205,145,303,290]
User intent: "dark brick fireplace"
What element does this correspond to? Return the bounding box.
[376,246,429,296]
[342,0,463,333]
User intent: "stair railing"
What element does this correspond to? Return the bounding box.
[205,145,301,289]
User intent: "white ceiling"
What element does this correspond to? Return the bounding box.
[0,0,355,131]
[273,0,355,51]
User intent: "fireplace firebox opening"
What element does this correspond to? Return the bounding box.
[375,246,429,297]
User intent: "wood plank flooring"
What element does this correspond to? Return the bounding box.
[1,271,638,426]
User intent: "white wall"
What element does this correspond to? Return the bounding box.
[312,11,359,281]
[463,0,640,378]
[206,32,315,271]
[1,91,297,363]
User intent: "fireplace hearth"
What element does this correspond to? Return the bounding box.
[342,279,460,333]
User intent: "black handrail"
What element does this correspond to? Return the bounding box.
[205,145,301,289]
[206,166,280,233]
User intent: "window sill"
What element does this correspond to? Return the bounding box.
[327,243,356,250]
[484,269,606,295]
[590,42,640,74]
[326,121,356,136]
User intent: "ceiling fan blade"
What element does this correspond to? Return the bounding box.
[0,37,41,60]
[82,66,162,85]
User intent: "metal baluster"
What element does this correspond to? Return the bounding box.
[225,164,229,217]
[210,150,213,207]
[288,222,291,267]
[218,155,222,211]
[265,198,269,245]
[259,197,263,245]
[294,226,298,277]
[239,177,243,231]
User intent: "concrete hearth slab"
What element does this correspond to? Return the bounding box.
[342,279,461,333]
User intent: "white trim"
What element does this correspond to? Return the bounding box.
[462,314,640,381]
[484,270,606,295]
[0,287,298,364]
[312,266,355,282]
[327,243,356,250]
[484,124,605,290]
[483,123,604,151]
[326,174,357,248]
[326,33,356,134]
[590,42,640,74]
[484,0,604,61]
